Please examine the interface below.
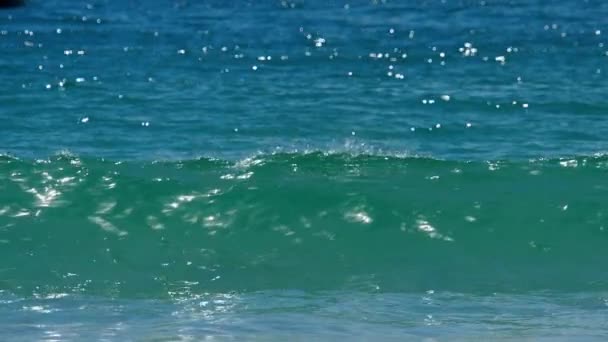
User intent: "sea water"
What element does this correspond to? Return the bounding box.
[1,0,608,340]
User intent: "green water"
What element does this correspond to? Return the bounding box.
[2,153,608,299]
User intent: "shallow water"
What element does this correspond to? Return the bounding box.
[2,291,608,341]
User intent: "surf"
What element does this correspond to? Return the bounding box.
[1,152,608,298]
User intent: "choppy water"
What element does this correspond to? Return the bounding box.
[2,0,608,340]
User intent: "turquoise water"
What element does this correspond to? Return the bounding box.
[2,0,608,340]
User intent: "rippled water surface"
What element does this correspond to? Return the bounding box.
[2,0,608,160]
[2,0,608,340]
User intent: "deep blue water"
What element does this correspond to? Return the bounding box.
[2,0,608,340]
[2,0,608,160]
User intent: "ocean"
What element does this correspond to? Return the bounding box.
[1,0,608,340]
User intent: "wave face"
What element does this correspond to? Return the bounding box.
[1,153,608,298]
